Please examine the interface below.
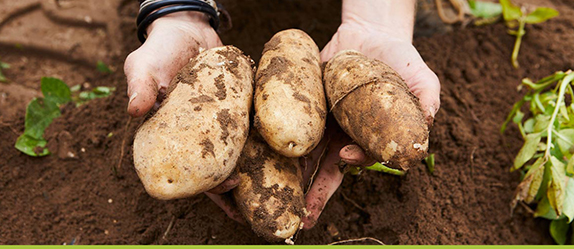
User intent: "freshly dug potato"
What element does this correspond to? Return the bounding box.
[133,46,254,200]
[323,50,429,170]
[233,130,305,242]
[254,29,326,157]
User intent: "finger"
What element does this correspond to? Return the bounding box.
[302,142,345,229]
[124,50,160,117]
[402,63,441,127]
[301,136,329,182]
[204,192,245,224]
[207,173,240,194]
[339,144,376,167]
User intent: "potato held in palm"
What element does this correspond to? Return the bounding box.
[323,50,429,170]
[133,46,254,200]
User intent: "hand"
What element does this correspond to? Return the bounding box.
[124,12,246,220]
[124,11,222,117]
[302,3,441,228]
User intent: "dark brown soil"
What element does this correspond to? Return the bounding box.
[1,0,573,245]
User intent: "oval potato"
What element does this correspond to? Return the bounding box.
[254,29,326,157]
[323,50,429,170]
[233,131,305,242]
[133,46,254,200]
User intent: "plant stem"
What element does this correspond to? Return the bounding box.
[544,73,574,159]
[365,162,406,176]
[511,20,526,68]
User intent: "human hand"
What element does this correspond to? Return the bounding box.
[301,0,441,229]
[124,11,222,117]
[124,12,247,220]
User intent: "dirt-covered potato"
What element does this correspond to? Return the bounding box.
[254,29,326,157]
[323,50,429,170]
[133,46,254,200]
[233,130,305,242]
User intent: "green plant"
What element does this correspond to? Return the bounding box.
[468,0,503,26]
[15,78,71,156]
[15,78,115,156]
[502,70,574,244]
[96,60,113,74]
[500,0,558,68]
[0,60,10,82]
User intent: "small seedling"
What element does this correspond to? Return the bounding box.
[15,77,71,156]
[15,77,116,156]
[500,0,558,68]
[0,60,10,82]
[502,70,574,244]
[73,86,116,106]
[425,153,436,174]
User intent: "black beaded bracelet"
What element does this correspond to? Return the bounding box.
[137,0,220,43]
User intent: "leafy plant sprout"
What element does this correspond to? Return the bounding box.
[502,70,574,244]
[500,0,559,68]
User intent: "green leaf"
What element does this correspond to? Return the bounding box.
[501,97,526,133]
[41,77,71,105]
[93,86,114,95]
[535,195,560,219]
[366,162,406,176]
[567,158,574,175]
[469,0,503,18]
[548,156,567,216]
[563,178,574,222]
[513,110,524,124]
[0,61,10,69]
[74,86,116,106]
[0,60,9,82]
[14,134,49,157]
[556,129,574,157]
[550,218,570,245]
[524,118,535,133]
[526,157,546,203]
[70,84,81,92]
[513,133,542,171]
[534,115,551,133]
[23,98,60,139]
[500,0,522,21]
[524,7,559,24]
[96,61,112,74]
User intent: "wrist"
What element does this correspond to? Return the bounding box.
[148,11,211,33]
[341,0,415,42]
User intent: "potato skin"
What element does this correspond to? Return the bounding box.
[324,50,429,170]
[233,131,305,242]
[133,46,254,200]
[254,29,326,157]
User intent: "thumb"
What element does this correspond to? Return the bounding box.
[405,66,441,126]
[124,48,161,117]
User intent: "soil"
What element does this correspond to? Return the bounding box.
[1,0,573,245]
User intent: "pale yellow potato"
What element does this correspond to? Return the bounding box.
[324,50,429,170]
[254,29,326,157]
[233,131,305,242]
[133,46,254,200]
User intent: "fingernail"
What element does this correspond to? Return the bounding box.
[129,92,138,105]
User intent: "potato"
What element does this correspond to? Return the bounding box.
[133,46,254,200]
[254,29,326,157]
[323,50,429,170]
[233,130,305,242]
